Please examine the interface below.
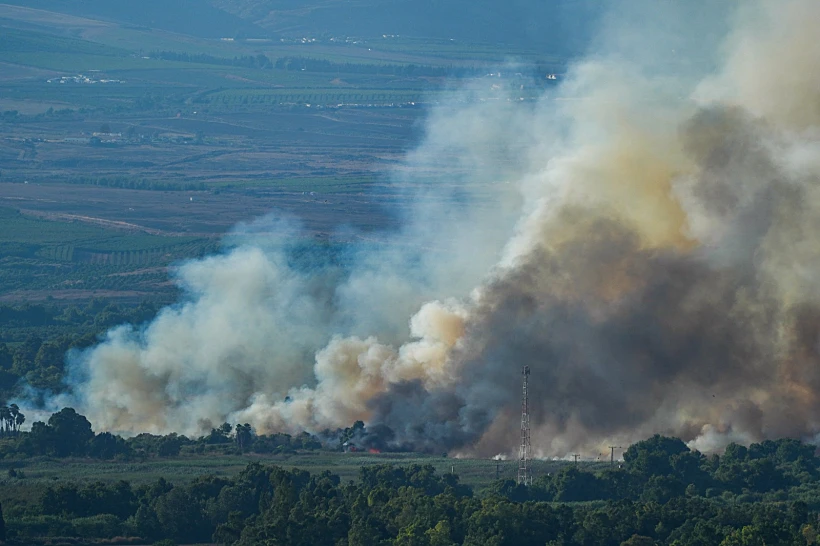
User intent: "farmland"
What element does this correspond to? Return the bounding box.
[0,2,567,307]
[0,204,218,302]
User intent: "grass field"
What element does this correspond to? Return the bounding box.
[0,450,611,518]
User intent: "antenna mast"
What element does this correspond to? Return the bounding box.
[518,366,532,485]
[609,446,623,466]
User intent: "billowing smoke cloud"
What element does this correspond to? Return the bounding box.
[43,0,820,456]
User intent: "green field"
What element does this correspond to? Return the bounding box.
[0,208,197,248]
[0,450,606,516]
[0,451,603,487]
[0,206,217,298]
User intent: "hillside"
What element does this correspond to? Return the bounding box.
[0,0,605,54]
[0,0,266,38]
[214,0,604,52]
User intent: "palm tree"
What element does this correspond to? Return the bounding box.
[14,413,24,435]
[235,424,253,450]
[0,406,8,436]
[8,405,18,434]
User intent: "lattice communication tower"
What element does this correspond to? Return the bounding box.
[518,365,532,485]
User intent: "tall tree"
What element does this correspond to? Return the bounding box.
[235,424,253,451]
[0,406,9,435]
[47,408,94,456]
[15,411,25,434]
[9,404,19,433]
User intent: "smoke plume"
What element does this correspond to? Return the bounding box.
[45,0,820,456]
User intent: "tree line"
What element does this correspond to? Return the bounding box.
[63,175,208,192]
[0,407,325,460]
[149,50,482,78]
[0,409,408,462]
[273,56,480,78]
[150,50,274,69]
[3,434,820,544]
[489,435,820,505]
[0,300,161,397]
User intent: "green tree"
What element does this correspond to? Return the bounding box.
[8,403,19,433]
[348,515,383,546]
[213,511,244,545]
[154,487,206,543]
[235,423,253,451]
[89,432,130,459]
[640,475,685,504]
[485,479,529,502]
[15,410,25,433]
[720,525,765,546]
[395,522,430,546]
[157,434,183,457]
[723,443,748,462]
[41,484,81,517]
[802,524,817,545]
[48,407,94,456]
[623,435,689,477]
[622,535,655,546]
[0,406,9,435]
[552,467,602,502]
[34,341,67,371]
[128,502,160,540]
[426,520,457,546]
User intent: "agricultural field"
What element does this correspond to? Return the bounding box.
[0,1,564,307]
[0,449,608,513]
[0,204,219,303]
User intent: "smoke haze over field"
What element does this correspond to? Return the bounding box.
[43,0,820,456]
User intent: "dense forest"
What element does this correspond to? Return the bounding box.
[0,301,162,398]
[1,430,820,545]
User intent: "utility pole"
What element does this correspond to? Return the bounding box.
[496,461,500,480]
[609,446,623,467]
[517,366,532,486]
[573,454,580,466]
